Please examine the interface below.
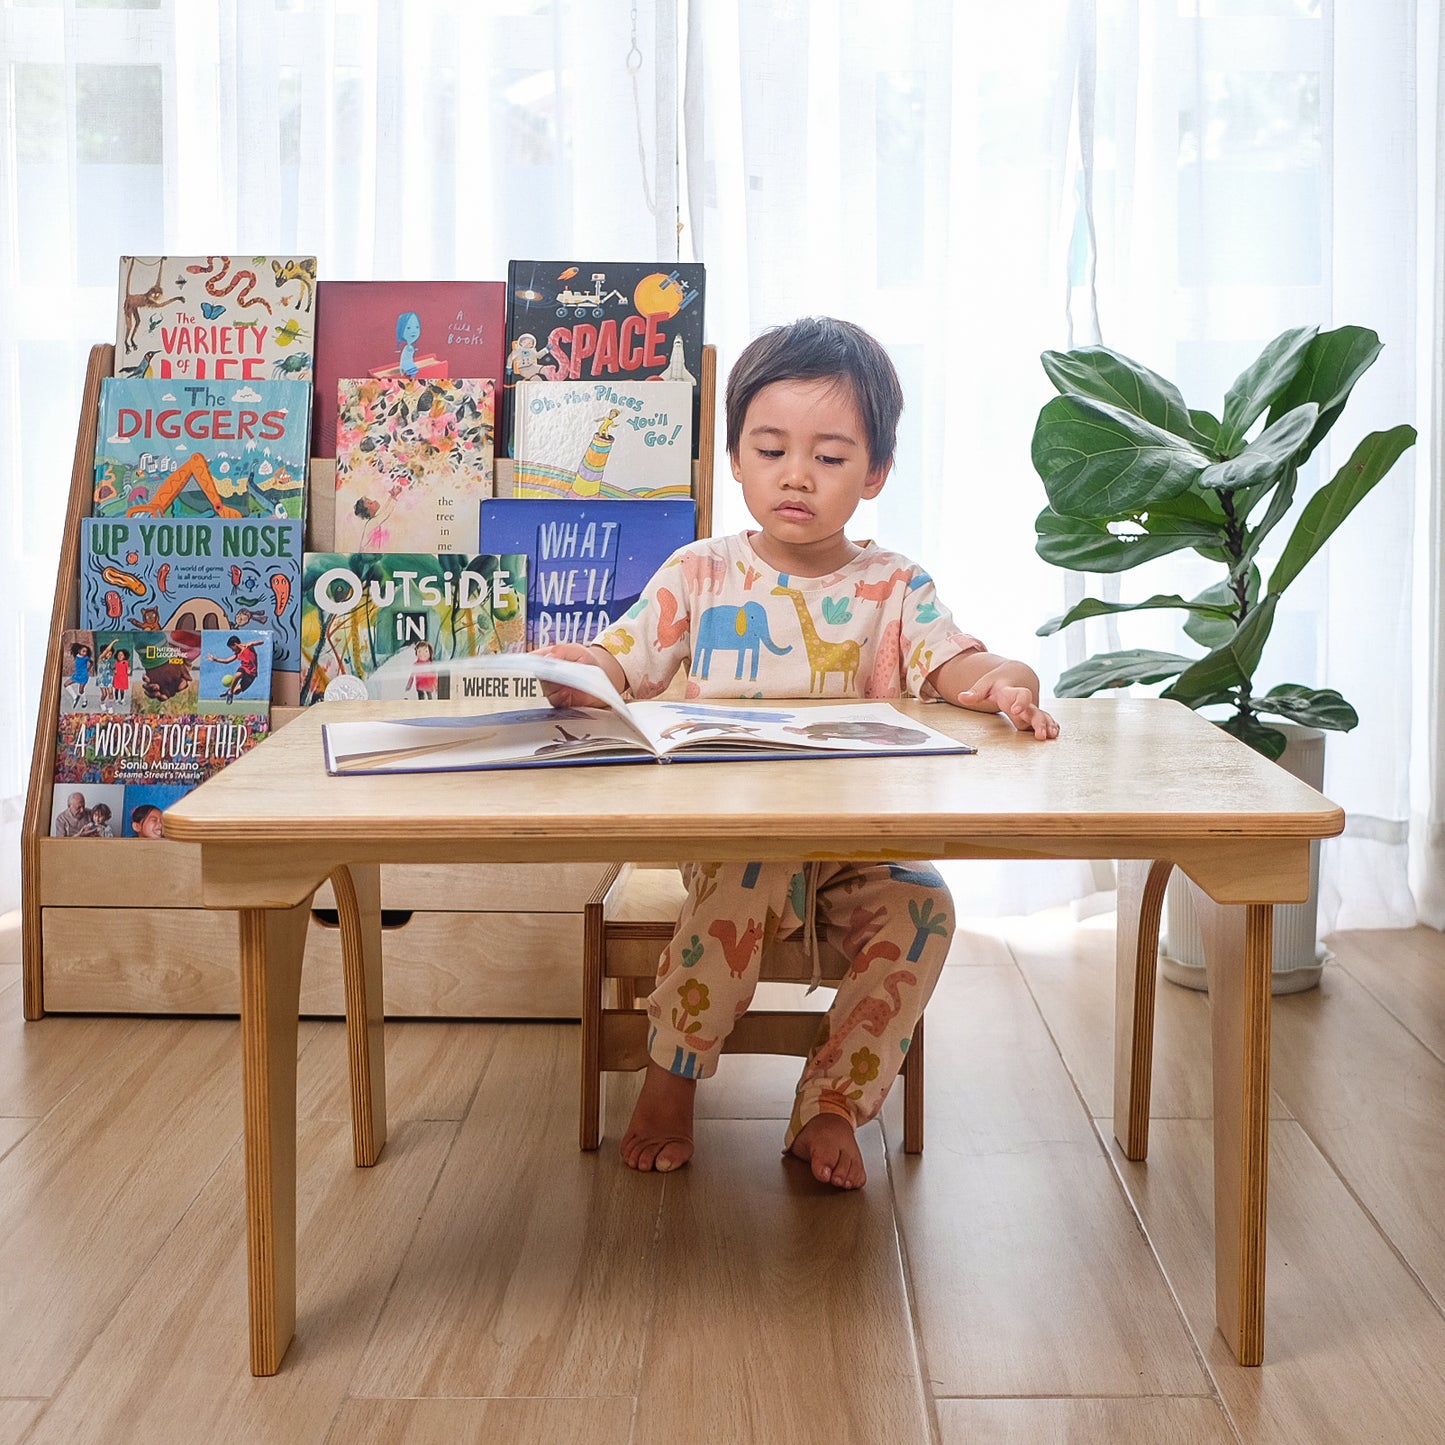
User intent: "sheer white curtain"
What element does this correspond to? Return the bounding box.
[686,0,1442,929]
[0,0,678,911]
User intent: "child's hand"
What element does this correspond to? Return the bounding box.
[956,675,1061,740]
[533,643,618,709]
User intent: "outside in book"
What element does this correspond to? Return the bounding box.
[502,260,705,455]
[311,279,506,457]
[510,379,693,500]
[79,515,303,672]
[298,551,528,704]
[53,627,272,838]
[321,652,976,775]
[92,376,312,521]
[479,497,695,649]
[115,254,317,382]
[333,377,495,553]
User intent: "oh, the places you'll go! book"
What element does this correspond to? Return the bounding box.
[92,376,311,521]
[114,254,317,382]
[321,652,976,776]
[298,551,528,704]
[511,379,694,500]
[52,627,272,838]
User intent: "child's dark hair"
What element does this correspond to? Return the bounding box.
[725,317,904,470]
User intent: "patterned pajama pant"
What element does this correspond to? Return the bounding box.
[644,858,954,1146]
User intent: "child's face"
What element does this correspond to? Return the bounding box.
[730,377,888,575]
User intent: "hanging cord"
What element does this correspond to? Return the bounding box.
[628,5,658,217]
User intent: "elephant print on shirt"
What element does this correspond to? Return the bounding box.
[692,601,792,681]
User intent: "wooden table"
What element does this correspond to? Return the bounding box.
[162,695,1344,1374]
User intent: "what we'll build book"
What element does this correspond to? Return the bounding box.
[321,652,975,776]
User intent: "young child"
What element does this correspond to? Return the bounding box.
[407,640,439,700]
[542,317,1058,1190]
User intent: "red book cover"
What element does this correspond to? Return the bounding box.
[311,280,506,457]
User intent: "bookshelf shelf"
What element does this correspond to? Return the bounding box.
[20,342,716,1019]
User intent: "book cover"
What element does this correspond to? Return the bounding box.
[79,516,303,673]
[511,379,693,500]
[502,260,705,456]
[321,653,976,775]
[92,376,312,521]
[53,627,272,838]
[311,279,506,457]
[479,497,696,649]
[298,551,528,704]
[333,377,495,553]
[115,254,317,382]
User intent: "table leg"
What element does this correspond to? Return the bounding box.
[329,865,388,1167]
[239,898,313,1376]
[1186,878,1273,1367]
[1113,858,1172,1160]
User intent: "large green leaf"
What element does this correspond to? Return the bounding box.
[1054,649,1193,696]
[1266,325,1383,462]
[1034,505,1225,574]
[1253,684,1359,732]
[1041,347,1209,445]
[1162,595,1278,703]
[1036,592,1235,638]
[1197,403,1318,492]
[1182,570,1257,648]
[1216,325,1318,456]
[1217,712,1289,760]
[1032,395,1212,518]
[1233,464,1298,582]
[1268,424,1417,594]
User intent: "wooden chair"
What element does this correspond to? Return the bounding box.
[579,863,925,1153]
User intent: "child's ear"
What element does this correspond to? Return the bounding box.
[729,450,744,483]
[862,460,892,498]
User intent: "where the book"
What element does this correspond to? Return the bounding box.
[321,652,975,775]
[53,627,272,837]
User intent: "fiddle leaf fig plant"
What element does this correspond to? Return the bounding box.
[1030,325,1416,759]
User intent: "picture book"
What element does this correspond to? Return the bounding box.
[311,279,506,457]
[298,551,528,704]
[114,254,317,382]
[321,652,976,776]
[333,377,495,553]
[92,376,312,521]
[79,516,303,672]
[479,497,695,649]
[502,259,705,456]
[53,627,272,838]
[511,379,693,500]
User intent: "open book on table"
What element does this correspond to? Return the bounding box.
[320,652,977,775]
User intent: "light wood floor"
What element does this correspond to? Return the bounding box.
[1,907,1443,1444]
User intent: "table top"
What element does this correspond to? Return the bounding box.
[162,698,1343,908]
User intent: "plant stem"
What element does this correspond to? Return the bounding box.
[1218,490,1254,716]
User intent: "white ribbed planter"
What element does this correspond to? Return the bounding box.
[1160,723,1332,995]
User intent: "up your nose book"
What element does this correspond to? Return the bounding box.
[320,652,977,776]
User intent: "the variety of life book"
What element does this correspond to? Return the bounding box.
[57,250,736,829]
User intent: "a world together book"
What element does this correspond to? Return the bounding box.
[92,377,312,521]
[114,255,317,382]
[53,627,272,838]
[321,652,975,776]
[479,497,695,649]
[502,260,705,455]
[510,379,693,500]
[298,551,528,704]
[333,377,496,553]
[311,279,506,457]
[79,515,302,672]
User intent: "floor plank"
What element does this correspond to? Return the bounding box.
[26,1119,453,1445]
[323,1396,637,1444]
[1108,1119,1445,1441]
[352,1023,665,1399]
[0,1118,34,1163]
[1329,925,1445,1061]
[0,1401,45,1445]
[631,1118,931,1445]
[937,1395,1234,1444]
[0,1018,243,1396]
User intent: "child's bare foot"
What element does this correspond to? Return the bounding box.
[788,1113,866,1189]
[621,1061,696,1172]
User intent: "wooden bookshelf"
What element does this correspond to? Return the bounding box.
[20,343,717,1019]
